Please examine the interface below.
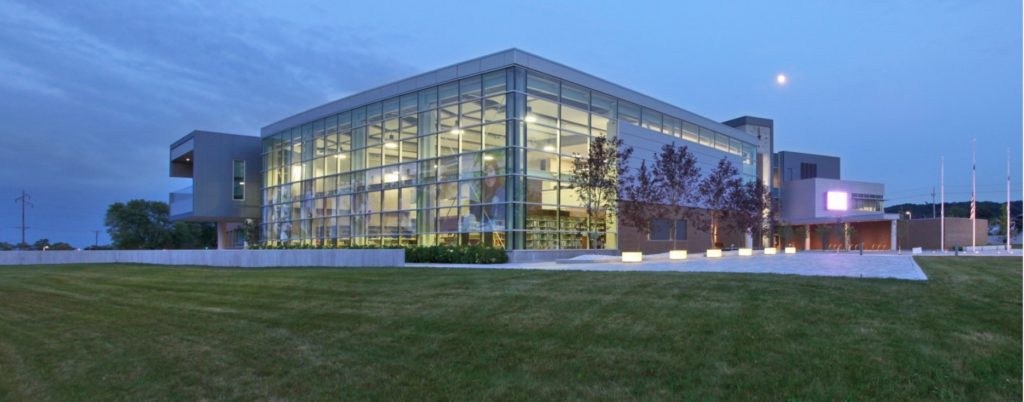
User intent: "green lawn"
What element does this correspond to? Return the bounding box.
[0,257,1019,401]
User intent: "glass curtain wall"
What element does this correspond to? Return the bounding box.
[261,67,757,249]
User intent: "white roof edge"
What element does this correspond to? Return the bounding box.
[260,48,756,143]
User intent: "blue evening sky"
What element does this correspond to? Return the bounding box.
[0,0,1020,247]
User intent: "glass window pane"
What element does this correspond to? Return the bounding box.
[560,105,588,134]
[619,102,640,125]
[525,123,557,151]
[591,92,616,117]
[417,184,436,209]
[383,97,400,120]
[675,219,688,241]
[482,94,506,123]
[438,182,458,208]
[418,110,437,135]
[439,104,458,132]
[460,76,481,101]
[526,72,559,100]
[482,70,506,95]
[400,187,416,210]
[482,121,506,150]
[682,121,699,143]
[482,149,506,176]
[560,132,587,156]
[461,126,482,153]
[459,180,481,206]
[439,128,460,156]
[525,178,559,205]
[418,87,437,111]
[642,108,662,132]
[438,156,459,181]
[715,133,730,152]
[400,114,418,138]
[439,82,459,106]
[526,151,559,179]
[561,82,589,110]
[366,102,382,125]
[699,127,714,147]
[382,189,399,211]
[400,93,418,116]
[650,219,671,240]
[401,138,418,162]
[418,159,437,183]
[461,99,482,127]
[460,152,482,179]
[526,96,558,127]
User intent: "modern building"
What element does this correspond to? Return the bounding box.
[169,131,262,249]
[772,150,899,250]
[170,49,771,252]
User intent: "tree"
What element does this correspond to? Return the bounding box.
[814,225,832,250]
[0,242,13,251]
[32,238,51,250]
[693,158,741,247]
[569,136,633,248]
[105,199,216,249]
[619,160,664,244]
[844,224,858,251]
[50,242,74,251]
[237,219,260,248]
[651,143,701,250]
[723,178,773,248]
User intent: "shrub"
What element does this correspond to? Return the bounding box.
[247,243,508,264]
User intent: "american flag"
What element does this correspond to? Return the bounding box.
[971,161,976,219]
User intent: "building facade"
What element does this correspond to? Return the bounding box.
[251,49,759,250]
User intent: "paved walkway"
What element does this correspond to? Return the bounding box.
[408,252,932,281]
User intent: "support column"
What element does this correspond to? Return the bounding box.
[843,223,850,251]
[744,231,753,248]
[890,220,897,251]
[217,222,229,250]
[805,225,811,250]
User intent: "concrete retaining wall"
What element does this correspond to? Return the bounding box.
[0,249,405,268]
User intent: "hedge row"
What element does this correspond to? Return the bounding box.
[246,243,508,264]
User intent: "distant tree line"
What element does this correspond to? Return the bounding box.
[886,201,1022,235]
[0,239,77,251]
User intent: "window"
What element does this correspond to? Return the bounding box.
[800,163,817,179]
[233,160,245,200]
[675,219,687,241]
[650,219,671,241]
[650,219,686,241]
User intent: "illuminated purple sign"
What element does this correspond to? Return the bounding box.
[826,191,848,211]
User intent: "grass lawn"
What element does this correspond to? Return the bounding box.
[0,257,1019,401]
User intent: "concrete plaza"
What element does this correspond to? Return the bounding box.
[408,252,939,281]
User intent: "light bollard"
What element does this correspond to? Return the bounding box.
[763,247,777,255]
[706,249,722,258]
[669,250,688,260]
[621,252,643,263]
[784,247,797,254]
[738,248,753,256]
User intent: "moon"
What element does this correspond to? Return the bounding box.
[776,73,788,85]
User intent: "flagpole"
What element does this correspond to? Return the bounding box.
[972,137,976,252]
[941,155,945,251]
[1008,148,1012,253]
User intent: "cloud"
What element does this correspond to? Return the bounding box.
[0,0,415,245]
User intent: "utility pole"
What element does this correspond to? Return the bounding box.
[93,230,101,247]
[14,190,32,246]
[931,187,936,218]
[941,156,945,251]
